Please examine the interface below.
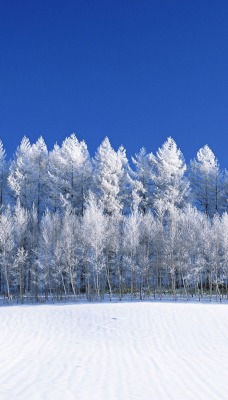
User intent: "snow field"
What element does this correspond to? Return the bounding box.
[0,302,228,399]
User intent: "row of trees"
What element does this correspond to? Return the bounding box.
[1,134,227,217]
[0,199,228,301]
[0,134,228,301]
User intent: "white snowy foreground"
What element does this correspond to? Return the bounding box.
[0,302,228,400]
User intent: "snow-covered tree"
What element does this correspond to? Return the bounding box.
[48,134,92,214]
[211,214,222,298]
[8,136,32,208]
[8,136,49,217]
[13,201,29,300]
[82,193,107,299]
[220,212,228,292]
[149,137,189,212]
[47,143,62,211]
[39,210,56,298]
[123,210,142,297]
[27,205,39,297]
[2,134,228,301]
[132,148,153,213]
[0,207,14,298]
[93,137,126,216]
[138,212,158,298]
[60,209,81,297]
[116,144,133,214]
[189,145,223,216]
[29,137,49,217]
[0,140,7,208]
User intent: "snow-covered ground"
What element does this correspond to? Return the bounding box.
[0,302,228,400]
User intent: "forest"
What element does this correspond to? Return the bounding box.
[0,134,228,302]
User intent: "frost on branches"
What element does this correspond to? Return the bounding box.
[0,134,228,301]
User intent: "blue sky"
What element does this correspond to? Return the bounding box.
[1,0,228,167]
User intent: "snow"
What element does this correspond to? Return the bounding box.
[0,301,228,399]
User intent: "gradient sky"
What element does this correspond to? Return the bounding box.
[1,0,228,167]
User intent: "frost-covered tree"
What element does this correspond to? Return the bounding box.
[8,136,32,208]
[104,214,123,300]
[149,137,189,212]
[0,207,14,298]
[220,212,228,292]
[0,140,7,208]
[138,212,158,298]
[13,201,29,300]
[47,143,62,211]
[211,214,222,299]
[8,137,49,217]
[189,145,223,216]
[61,209,81,297]
[27,205,39,297]
[2,134,228,301]
[177,205,205,298]
[132,148,153,213]
[39,210,56,298]
[93,137,126,216]
[82,193,107,299]
[123,210,142,297]
[162,206,181,296]
[116,144,133,214]
[48,134,92,214]
[29,137,49,217]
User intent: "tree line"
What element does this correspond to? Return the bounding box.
[0,134,228,301]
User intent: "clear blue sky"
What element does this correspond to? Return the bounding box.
[1,0,228,167]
